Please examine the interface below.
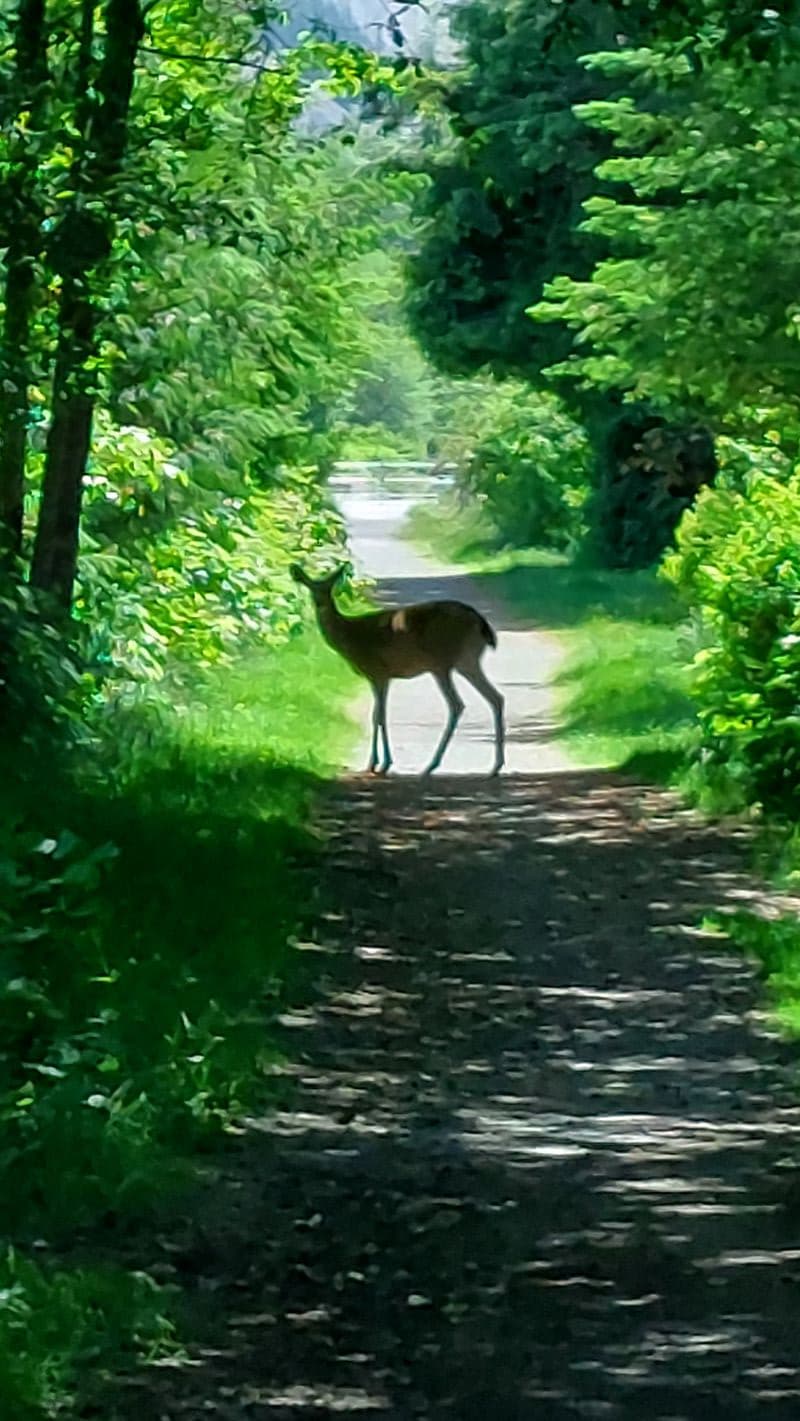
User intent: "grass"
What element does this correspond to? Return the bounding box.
[706,911,800,1039]
[409,492,698,779]
[0,626,358,1417]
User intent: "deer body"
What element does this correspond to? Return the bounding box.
[291,566,505,776]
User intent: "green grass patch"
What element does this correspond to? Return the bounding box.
[409,492,697,777]
[556,619,695,775]
[707,912,800,1038]
[0,626,357,1417]
[405,495,501,566]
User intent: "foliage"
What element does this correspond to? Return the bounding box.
[0,1251,174,1419]
[16,416,347,686]
[403,0,722,566]
[586,413,717,569]
[0,626,357,1413]
[457,386,591,551]
[665,471,800,813]
[406,0,638,379]
[709,911,800,1038]
[0,581,91,747]
[109,123,422,484]
[409,0,800,381]
[532,36,800,442]
[0,0,410,604]
[333,251,437,453]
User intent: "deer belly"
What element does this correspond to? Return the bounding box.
[380,646,434,679]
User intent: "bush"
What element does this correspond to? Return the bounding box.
[22,417,348,689]
[0,1252,173,1419]
[461,387,591,551]
[664,470,800,812]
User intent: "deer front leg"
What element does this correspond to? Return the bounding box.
[368,682,391,774]
[367,684,381,773]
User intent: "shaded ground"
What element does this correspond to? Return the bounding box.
[112,774,800,1420]
[106,477,800,1419]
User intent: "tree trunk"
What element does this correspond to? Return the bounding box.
[29,279,95,607]
[0,252,35,559]
[30,0,144,611]
[0,0,48,564]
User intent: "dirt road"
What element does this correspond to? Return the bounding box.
[125,479,800,1420]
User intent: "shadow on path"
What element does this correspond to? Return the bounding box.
[108,772,800,1421]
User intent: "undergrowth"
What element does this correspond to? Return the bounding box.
[0,627,357,1416]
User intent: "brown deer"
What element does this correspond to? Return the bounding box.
[290,564,505,776]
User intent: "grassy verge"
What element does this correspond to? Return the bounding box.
[409,493,697,778]
[0,629,358,1417]
[705,911,800,1039]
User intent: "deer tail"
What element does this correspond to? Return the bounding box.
[477,612,497,649]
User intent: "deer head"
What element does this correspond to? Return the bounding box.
[290,563,347,610]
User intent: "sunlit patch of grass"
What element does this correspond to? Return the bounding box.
[405,494,503,565]
[166,633,359,774]
[555,618,695,775]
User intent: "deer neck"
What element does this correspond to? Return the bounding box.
[314,594,349,653]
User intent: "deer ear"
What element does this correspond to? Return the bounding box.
[332,564,349,586]
[289,564,310,586]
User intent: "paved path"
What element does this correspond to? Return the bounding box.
[336,479,571,775]
[118,480,800,1421]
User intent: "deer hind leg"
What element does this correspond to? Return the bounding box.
[368,682,392,775]
[423,671,465,776]
[378,682,392,774]
[459,658,505,776]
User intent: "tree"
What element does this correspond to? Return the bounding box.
[532,42,800,446]
[403,0,776,563]
[0,0,49,563]
[0,0,403,611]
[29,0,145,609]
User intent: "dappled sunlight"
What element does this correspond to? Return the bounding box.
[107,769,800,1420]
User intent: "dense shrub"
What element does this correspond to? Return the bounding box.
[461,387,591,551]
[665,471,800,811]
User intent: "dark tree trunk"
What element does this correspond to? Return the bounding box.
[0,0,48,564]
[29,279,95,606]
[30,0,144,611]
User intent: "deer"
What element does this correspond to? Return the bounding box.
[290,564,505,777]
